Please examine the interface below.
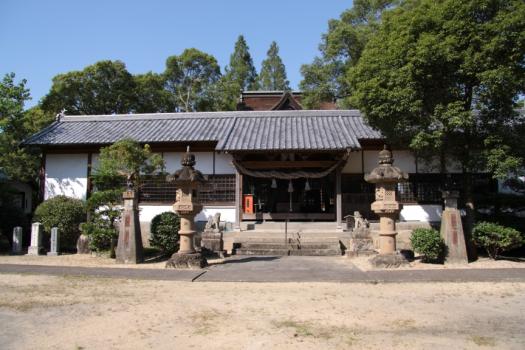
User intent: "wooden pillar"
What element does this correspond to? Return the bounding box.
[234,170,243,231]
[86,152,93,199]
[39,152,47,203]
[336,167,343,231]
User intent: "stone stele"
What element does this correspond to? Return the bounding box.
[47,227,60,256]
[12,226,23,254]
[116,190,144,264]
[364,146,409,268]
[165,147,208,269]
[440,190,468,264]
[27,222,43,256]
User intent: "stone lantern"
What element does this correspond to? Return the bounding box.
[166,147,207,268]
[365,146,409,267]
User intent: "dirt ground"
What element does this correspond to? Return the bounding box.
[1,274,524,350]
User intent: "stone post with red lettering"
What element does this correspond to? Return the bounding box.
[440,190,468,264]
[116,190,144,264]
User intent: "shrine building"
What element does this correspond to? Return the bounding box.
[24,91,497,248]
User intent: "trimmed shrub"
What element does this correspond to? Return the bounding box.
[34,195,86,250]
[410,228,446,263]
[149,212,180,255]
[472,222,523,259]
[83,189,122,253]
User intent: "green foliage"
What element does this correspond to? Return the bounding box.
[41,60,137,115]
[0,73,52,183]
[81,190,122,252]
[149,212,180,255]
[300,0,396,108]
[225,35,258,91]
[258,41,290,91]
[211,35,259,111]
[92,139,165,192]
[164,48,221,112]
[33,195,86,250]
[410,228,446,263]
[0,183,29,244]
[133,72,175,113]
[349,0,525,178]
[473,221,523,259]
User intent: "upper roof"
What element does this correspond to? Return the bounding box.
[23,110,382,152]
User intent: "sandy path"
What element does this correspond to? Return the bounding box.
[0,274,523,349]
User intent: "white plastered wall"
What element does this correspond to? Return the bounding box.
[400,204,442,222]
[139,205,235,223]
[45,153,88,200]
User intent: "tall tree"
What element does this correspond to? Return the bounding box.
[258,41,290,91]
[134,72,175,113]
[0,73,52,182]
[164,48,221,112]
[349,0,525,228]
[41,60,137,115]
[300,0,396,108]
[225,35,258,91]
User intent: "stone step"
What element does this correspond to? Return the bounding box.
[240,242,341,250]
[235,236,345,243]
[235,248,342,256]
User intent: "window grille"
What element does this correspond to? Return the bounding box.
[138,174,235,204]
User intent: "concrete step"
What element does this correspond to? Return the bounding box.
[240,242,341,250]
[241,222,341,231]
[235,248,343,256]
[235,237,345,243]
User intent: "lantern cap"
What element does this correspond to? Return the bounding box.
[167,146,206,183]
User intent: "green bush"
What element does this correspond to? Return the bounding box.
[149,212,180,255]
[80,221,117,252]
[34,195,86,250]
[472,222,524,259]
[410,228,446,263]
[83,189,122,252]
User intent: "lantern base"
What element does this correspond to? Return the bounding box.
[369,252,408,268]
[166,252,207,269]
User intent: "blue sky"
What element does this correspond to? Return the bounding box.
[1,0,351,108]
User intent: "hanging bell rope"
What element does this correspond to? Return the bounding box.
[232,153,349,180]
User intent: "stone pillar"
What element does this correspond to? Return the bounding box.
[47,227,60,256]
[365,146,409,268]
[27,222,43,256]
[178,213,196,254]
[12,226,23,254]
[440,191,468,264]
[116,190,144,264]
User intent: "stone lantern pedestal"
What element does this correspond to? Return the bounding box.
[166,148,207,269]
[365,146,409,268]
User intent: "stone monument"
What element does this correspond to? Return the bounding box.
[12,226,23,254]
[47,227,60,256]
[116,188,144,264]
[440,190,468,264]
[346,211,375,257]
[365,146,409,267]
[27,222,43,256]
[201,213,225,258]
[166,147,207,268]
